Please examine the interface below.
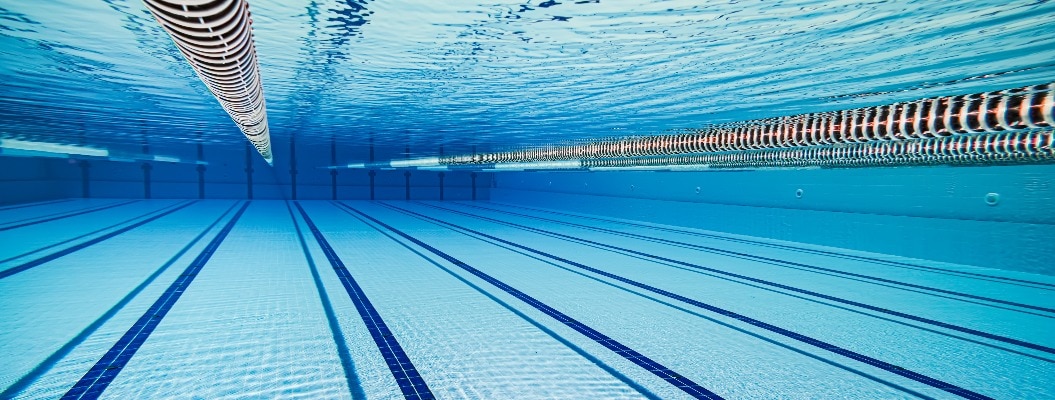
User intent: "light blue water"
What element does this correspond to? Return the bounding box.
[2,1,1055,399]
[2,1,1054,151]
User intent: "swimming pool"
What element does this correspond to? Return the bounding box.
[2,0,1054,399]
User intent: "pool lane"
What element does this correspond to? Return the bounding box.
[62,202,250,399]
[419,201,1055,353]
[0,200,139,232]
[303,201,656,399]
[286,202,366,399]
[0,201,196,280]
[456,202,1055,312]
[0,201,192,268]
[343,202,925,399]
[294,202,433,400]
[0,199,72,212]
[342,203,722,400]
[381,202,998,399]
[378,201,1053,399]
[0,201,238,397]
[485,201,1055,291]
[2,201,242,400]
[0,200,112,225]
[87,201,359,399]
[0,200,189,266]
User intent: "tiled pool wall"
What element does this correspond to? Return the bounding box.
[0,142,493,204]
[491,164,1055,276]
[3,144,1053,276]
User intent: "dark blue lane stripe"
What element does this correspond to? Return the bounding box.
[336,204,665,400]
[414,202,1055,356]
[62,201,250,400]
[0,201,240,400]
[294,202,434,400]
[378,202,994,400]
[0,201,191,266]
[0,200,139,232]
[487,202,1055,289]
[0,201,197,280]
[452,202,1055,314]
[0,198,71,211]
[0,200,131,227]
[336,202,723,400]
[285,201,367,399]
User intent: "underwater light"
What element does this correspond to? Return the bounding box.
[390,157,441,168]
[0,138,207,165]
[0,139,109,157]
[150,155,182,163]
[142,0,274,165]
[491,160,584,170]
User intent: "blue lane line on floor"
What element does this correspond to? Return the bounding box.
[62,201,250,400]
[380,202,996,400]
[0,200,197,280]
[376,207,938,398]
[294,202,434,400]
[0,198,71,211]
[0,200,139,232]
[338,202,723,400]
[0,201,241,400]
[0,200,132,227]
[486,201,1055,289]
[453,202,1055,315]
[0,202,185,266]
[286,201,367,399]
[416,202,1055,357]
[337,204,665,400]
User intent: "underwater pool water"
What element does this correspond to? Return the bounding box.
[2,0,1055,399]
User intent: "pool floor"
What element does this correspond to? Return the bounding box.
[1,199,1052,399]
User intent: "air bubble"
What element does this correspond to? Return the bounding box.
[984,192,1000,206]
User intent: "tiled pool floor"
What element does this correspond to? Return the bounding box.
[1,200,1053,399]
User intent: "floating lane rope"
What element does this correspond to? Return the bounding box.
[142,0,273,165]
[429,82,1054,170]
[584,130,1055,170]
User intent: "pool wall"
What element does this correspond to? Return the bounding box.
[491,164,1055,276]
[0,141,492,203]
[3,145,1052,275]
